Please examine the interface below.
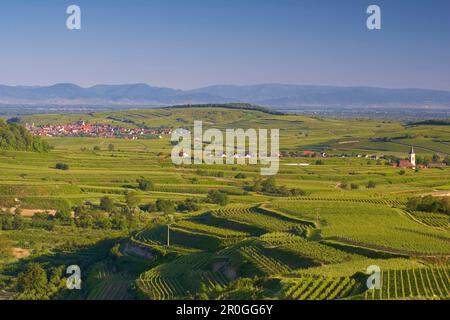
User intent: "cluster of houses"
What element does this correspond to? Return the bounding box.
[26,122,172,139]
[283,146,447,169]
[178,152,282,159]
[395,146,447,169]
[281,150,381,159]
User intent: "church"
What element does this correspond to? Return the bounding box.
[397,146,416,169]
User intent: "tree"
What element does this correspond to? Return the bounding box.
[16,263,49,298]
[206,190,229,206]
[0,212,14,230]
[12,214,25,229]
[443,156,450,166]
[54,210,71,222]
[156,199,175,214]
[93,212,112,229]
[177,198,200,212]
[432,153,441,162]
[137,177,154,191]
[100,196,114,212]
[252,179,262,192]
[110,212,128,230]
[0,119,50,152]
[261,177,277,193]
[75,212,94,228]
[0,235,12,258]
[125,191,140,210]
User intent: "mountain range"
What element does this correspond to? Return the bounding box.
[1,83,450,111]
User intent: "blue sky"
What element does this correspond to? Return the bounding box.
[0,0,449,90]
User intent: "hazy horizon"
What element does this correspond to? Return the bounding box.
[2,82,450,93]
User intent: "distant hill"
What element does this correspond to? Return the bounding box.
[165,103,286,115]
[0,119,49,152]
[409,119,450,126]
[1,83,450,112]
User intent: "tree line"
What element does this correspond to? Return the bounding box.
[0,119,50,152]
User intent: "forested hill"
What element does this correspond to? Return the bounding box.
[0,119,49,152]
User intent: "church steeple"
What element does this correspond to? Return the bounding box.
[409,146,416,167]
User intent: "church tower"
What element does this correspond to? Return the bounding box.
[409,146,416,167]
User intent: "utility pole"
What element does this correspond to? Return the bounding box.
[167,224,170,247]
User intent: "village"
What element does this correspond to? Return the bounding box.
[25,121,172,140]
[281,146,449,169]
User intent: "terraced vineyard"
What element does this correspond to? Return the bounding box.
[259,233,361,264]
[175,220,249,238]
[2,106,450,301]
[239,245,292,274]
[271,200,450,255]
[287,196,407,207]
[138,272,186,300]
[364,267,450,300]
[213,205,312,233]
[137,253,231,299]
[283,275,358,300]
[408,211,449,229]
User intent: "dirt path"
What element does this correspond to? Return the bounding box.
[12,247,30,259]
[1,208,74,217]
[1,207,56,217]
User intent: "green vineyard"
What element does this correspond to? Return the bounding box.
[364,267,450,300]
[284,275,358,300]
[2,106,450,301]
[408,211,449,229]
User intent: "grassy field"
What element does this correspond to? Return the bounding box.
[1,106,449,300]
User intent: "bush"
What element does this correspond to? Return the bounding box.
[350,183,359,190]
[366,181,377,189]
[55,163,69,170]
[137,177,154,191]
[176,198,200,212]
[125,191,140,210]
[0,212,24,230]
[407,195,450,214]
[261,177,277,194]
[251,177,305,196]
[99,196,114,212]
[54,210,72,222]
[156,199,175,214]
[206,190,229,206]
[0,234,13,258]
